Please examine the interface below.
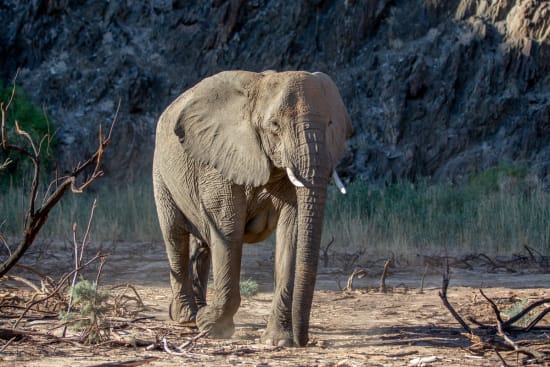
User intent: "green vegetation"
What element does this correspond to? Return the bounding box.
[240,278,259,298]
[1,163,548,256]
[0,81,56,188]
[60,279,110,344]
[324,166,549,256]
[502,298,531,327]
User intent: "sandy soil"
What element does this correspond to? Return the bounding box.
[1,241,548,366]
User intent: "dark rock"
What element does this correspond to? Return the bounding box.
[0,0,548,189]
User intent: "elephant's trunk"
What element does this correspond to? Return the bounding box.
[291,123,329,347]
[293,184,327,346]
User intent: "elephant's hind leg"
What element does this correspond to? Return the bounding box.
[190,234,210,308]
[153,178,197,324]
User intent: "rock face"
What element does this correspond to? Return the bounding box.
[1,0,549,187]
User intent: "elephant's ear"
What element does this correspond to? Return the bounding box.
[313,72,353,165]
[174,71,270,186]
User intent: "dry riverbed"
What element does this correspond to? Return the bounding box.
[1,241,548,366]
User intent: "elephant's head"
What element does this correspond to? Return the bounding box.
[174,70,352,346]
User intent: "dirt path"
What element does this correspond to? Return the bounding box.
[1,241,549,366]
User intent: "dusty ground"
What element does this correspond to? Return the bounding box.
[1,241,549,366]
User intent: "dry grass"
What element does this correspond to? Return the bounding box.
[1,166,548,257]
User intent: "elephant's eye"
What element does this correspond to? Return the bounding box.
[328,120,333,126]
[270,120,280,132]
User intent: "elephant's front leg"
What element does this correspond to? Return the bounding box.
[262,204,297,347]
[154,182,197,324]
[195,185,246,338]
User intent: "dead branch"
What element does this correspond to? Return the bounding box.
[87,356,159,367]
[438,260,472,333]
[480,292,550,332]
[523,304,550,332]
[0,77,119,277]
[344,268,367,291]
[419,264,429,294]
[321,236,335,267]
[480,289,545,362]
[482,290,550,333]
[379,257,392,293]
[0,326,82,346]
[439,265,549,364]
[0,275,41,293]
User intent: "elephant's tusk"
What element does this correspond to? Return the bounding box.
[332,171,347,195]
[286,167,305,188]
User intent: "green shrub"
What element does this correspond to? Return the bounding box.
[240,278,259,298]
[60,279,110,344]
[0,81,56,188]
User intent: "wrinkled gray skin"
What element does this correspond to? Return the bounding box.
[153,70,352,347]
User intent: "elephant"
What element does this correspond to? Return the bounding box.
[152,70,352,347]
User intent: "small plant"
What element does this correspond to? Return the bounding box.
[502,298,532,327]
[240,278,259,298]
[60,279,110,344]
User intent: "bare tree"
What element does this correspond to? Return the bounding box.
[0,80,118,277]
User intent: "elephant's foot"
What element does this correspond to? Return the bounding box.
[196,305,235,339]
[261,324,294,347]
[169,298,197,326]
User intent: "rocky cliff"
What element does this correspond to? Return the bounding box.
[1,0,549,188]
